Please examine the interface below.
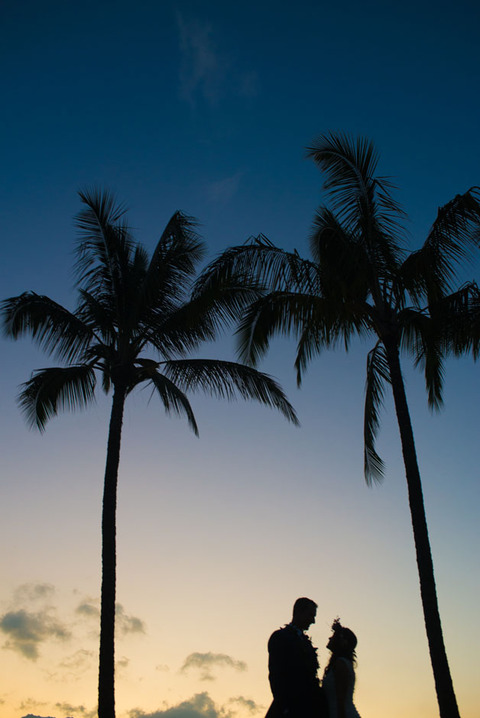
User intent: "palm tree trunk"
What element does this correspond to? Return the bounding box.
[98,383,126,718]
[384,339,460,718]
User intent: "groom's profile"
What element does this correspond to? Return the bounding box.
[266,597,326,718]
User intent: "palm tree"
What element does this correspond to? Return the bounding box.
[1,189,298,718]
[195,134,480,718]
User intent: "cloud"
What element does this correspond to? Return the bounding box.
[55,703,95,718]
[117,655,129,671]
[176,14,259,107]
[176,14,222,106]
[75,599,145,636]
[75,599,99,620]
[14,583,56,603]
[238,71,260,99]
[180,652,247,681]
[19,698,48,710]
[206,172,243,204]
[116,604,146,636]
[59,648,94,673]
[227,697,261,714]
[156,663,170,672]
[129,692,229,718]
[0,608,71,660]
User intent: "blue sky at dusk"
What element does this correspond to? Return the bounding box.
[1,2,479,718]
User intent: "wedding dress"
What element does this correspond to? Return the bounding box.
[322,657,361,718]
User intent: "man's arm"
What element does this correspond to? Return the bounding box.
[268,631,293,702]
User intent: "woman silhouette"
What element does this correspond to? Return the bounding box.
[322,619,361,718]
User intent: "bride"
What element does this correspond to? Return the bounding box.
[322,619,361,718]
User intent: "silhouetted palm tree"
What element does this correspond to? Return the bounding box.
[1,189,298,718]
[196,134,480,718]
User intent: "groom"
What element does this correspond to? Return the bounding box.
[266,597,326,718]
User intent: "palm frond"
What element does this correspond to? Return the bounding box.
[364,343,391,484]
[18,365,97,431]
[75,187,135,302]
[306,131,406,242]
[236,292,315,368]
[101,366,111,394]
[146,371,199,435]
[398,308,444,411]
[307,132,379,209]
[430,282,480,358]
[417,343,444,412]
[83,342,118,370]
[143,283,264,359]
[76,290,116,343]
[191,266,268,333]
[295,299,372,385]
[161,358,299,425]
[117,243,151,329]
[196,235,318,298]
[398,248,434,306]
[2,292,93,362]
[411,188,480,300]
[141,212,205,311]
[309,208,370,301]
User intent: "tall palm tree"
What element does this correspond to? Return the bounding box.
[1,189,298,718]
[195,134,480,718]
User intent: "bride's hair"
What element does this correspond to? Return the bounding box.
[323,618,357,675]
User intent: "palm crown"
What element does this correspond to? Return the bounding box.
[197,133,480,482]
[3,188,298,431]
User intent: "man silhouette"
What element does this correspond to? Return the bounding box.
[266,597,326,718]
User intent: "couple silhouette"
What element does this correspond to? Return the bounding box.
[266,598,361,718]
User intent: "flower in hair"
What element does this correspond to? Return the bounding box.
[331,617,342,632]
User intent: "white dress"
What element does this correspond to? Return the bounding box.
[322,657,361,718]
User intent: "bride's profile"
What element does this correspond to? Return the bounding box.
[322,618,361,718]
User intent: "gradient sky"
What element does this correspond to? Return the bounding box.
[1,2,480,718]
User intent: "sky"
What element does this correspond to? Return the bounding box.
[1,1,480,718]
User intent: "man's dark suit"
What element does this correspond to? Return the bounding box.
[266,623,326,718]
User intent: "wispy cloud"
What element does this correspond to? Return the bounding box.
[180,652,247,681]
[206,172,244,204]
[117,655,129,671]
[54,702,95,718]
[59,648,94,675]
[19,697,49,711]
[0,608,71,660]
[176,14,222,106]
[156,663,170,672]
[75,599,99,620]
[238,71,260,99]
[176,14,259,107]
[227,697,262,715]
[76,598,145,636]
[116,604,146,636]
[14,583,56,603]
